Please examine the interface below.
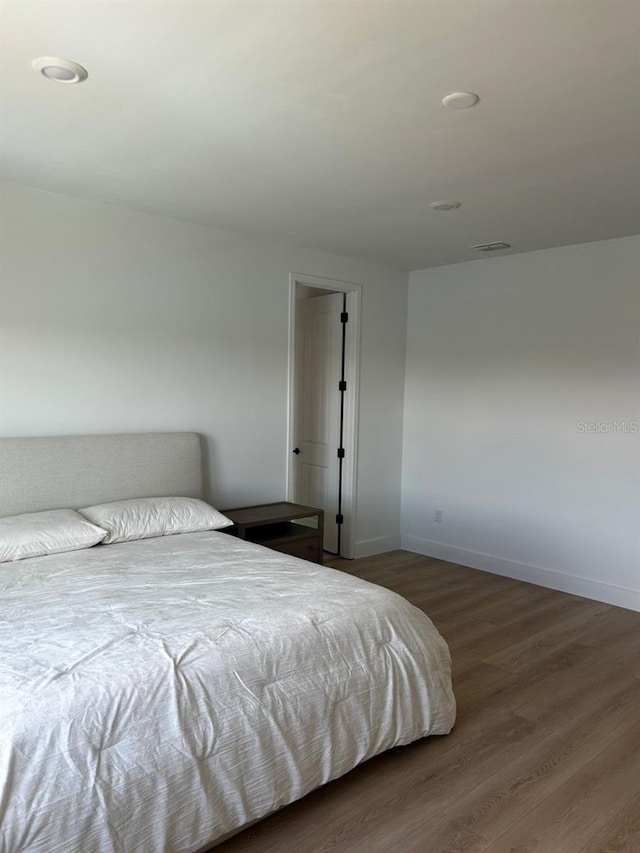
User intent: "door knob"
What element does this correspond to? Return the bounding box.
[292,447,300,455]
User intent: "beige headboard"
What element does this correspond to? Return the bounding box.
[0,432,204,517]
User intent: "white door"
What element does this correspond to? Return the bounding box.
[293,292,344,553]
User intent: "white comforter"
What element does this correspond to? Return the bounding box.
[0,533,455,853]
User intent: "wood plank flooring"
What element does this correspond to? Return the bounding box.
[214,551,640,853]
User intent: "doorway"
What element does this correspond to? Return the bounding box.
[287,274,361,558]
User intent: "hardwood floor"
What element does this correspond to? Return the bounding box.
[215,551,640,853]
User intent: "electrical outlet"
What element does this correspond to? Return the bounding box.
[434,509,444,523]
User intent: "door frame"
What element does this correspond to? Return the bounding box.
[287,273,362,559]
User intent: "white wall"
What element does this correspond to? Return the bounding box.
[0,182,408,556]
[402,236,640,610]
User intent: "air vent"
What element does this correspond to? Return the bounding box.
[473,242,511,252]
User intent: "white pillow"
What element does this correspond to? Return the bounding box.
[0,509,107,563]
[79,496,233,544]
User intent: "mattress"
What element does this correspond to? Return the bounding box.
[0,532,456,853]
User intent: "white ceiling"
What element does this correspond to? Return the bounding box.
[2,0,639,270]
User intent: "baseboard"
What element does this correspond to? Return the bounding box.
[401,535,640,612]
[353,535,401,560]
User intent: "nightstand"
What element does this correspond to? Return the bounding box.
[222,501,324,564]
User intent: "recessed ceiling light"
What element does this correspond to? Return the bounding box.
[430,200,462,212]
[473,242,511,252]
[442,92,480,110]
[32,57,88,84]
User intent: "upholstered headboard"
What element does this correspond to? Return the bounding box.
[0,432,204,517]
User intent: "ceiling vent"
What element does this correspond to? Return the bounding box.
[473,242,511,252]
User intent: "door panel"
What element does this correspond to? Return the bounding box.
[298,464,327,514]
[301,312,329,452]
[294,292,343,553]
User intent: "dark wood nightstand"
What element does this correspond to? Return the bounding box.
[222,501,324,564]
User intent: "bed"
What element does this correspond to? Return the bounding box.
[0,432,456,853]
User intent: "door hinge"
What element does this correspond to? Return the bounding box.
[337,447,345,459]
[340,312,349,324]
[338,380,347,392]
[336,513,344,525]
